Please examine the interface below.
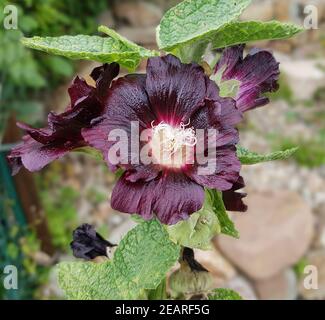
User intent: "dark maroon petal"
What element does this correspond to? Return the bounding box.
[102,74,155,127]
[124,164,160,183]
[82,74,155,171]
[7,135,73,173]
[82,117,117,171]
[111,171,205,225]
[67,76,94,108]
[222,176,247,212]
[191,78,242,130]
[146,55,206,124]
[90,63,120,100]
[8,63,119,175]
[186,145,241,191]
[215,45,280,112]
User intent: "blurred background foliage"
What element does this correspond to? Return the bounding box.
[0,0,109,140]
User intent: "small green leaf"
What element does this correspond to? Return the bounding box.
[158,0,252,50]
[58,220,180,300]
[212,64,241,98]
[166,192,221,250]
[207,189,239,238]
[209,21,303,49]
[218,79,241,98]
[237,146,298,165]
[22,31,157,71]
[208,288,243,300]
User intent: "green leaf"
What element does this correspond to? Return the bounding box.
[207,189,239,238]
[98,25,159,58]
[147,278,167,300]
[157,0,252,50]
[208,288,242,300]
[22,31,157,71]
[58,220,180,300]
[237,146,298,165]
[218,79,241,98]
[209,21,303,49]
[166,191,221,250]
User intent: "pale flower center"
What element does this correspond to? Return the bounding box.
[150,120,197,168]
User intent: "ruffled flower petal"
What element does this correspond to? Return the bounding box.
[82,74,155,172]
[7,63,119,174]
[146,55,207,124]
[214,45,280,112]
[222,176,247,212]
[111,171,205,225]
[186,145,241,191]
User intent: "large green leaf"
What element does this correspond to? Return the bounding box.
[209,21,303,49]
[58,220,180,300]
[157,0,252,50]
[208,288,242,300]
[237,146,298,165]
[166,190,221,250]
[22,28,157,71]
[207,189,239,239]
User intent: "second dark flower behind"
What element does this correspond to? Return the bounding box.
[7,63,119,175]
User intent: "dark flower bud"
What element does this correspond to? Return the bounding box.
[169,247,213,299]
[70,224,115,260]
[182,247,208,272]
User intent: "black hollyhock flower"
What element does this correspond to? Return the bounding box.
[214,44,280,113]
[7,63,119,175]
[83,54,243,225]
[70,224,115,260]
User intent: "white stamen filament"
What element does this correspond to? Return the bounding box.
[151,120,197,155]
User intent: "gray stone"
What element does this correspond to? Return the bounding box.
[194,248,237,287]
[240,0,274,21]
[117,26,156,45]
[254,269,298,300]
[114,1,162,28]
[223,276,257,300]
[217,190,314,280]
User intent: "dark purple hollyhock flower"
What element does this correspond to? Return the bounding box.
[222,176,247,212]
[83,54,243,225]
[70,224,115,260]
[7,63,119,175]
[214,45,280,113]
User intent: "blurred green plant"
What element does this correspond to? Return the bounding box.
[1,224,50,299]
[272,137,325,168]
[266,74,294,105]
[38,185,79,251]
[0,0,109,140]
